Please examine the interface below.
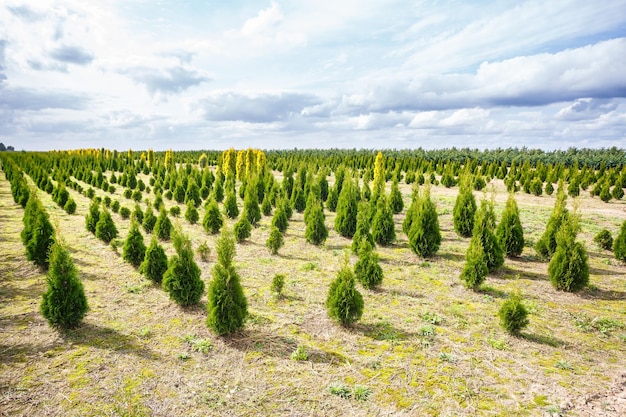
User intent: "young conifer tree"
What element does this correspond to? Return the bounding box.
[389,179,404,214]
[139,236,168,283]
[85,199,100,234]
[460,236,489,289]
[498,292,529,335]
[224,190,239,219]
[305,197,328,245]
[354,238,383,289]
[372,194,396,246]
[548,215,589,292]
[41,239,88,330]
[122,220,146,267]
[154,207,172,240]
[402,188,419,236]
[266,226,284,255]
[207,227,248,335]
[614,220,626,261]
[142,205,157,233]
[496,193,525,257]
[233,216,252,243]
[453,178,477,238]
[203,198,223,234]
[26,204,55,268]
[95,208,118,244]
[352,201,375,253]
[162,228,204,306]
[326,253,364,326]
[243,178,262,225]
[472,198,504,271]
[408,187,440,257]
[185,200,199,224]
[271,198,289,233]
[536,187,568,259]
[334,178,358,238]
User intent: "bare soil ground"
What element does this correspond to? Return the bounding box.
[1,169,625,416]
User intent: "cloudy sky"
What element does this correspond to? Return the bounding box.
[1,1,625,151]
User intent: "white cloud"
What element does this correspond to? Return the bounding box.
[556,98,619,121]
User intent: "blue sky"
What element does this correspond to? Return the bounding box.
[1,0,625,151]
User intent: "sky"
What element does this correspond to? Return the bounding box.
[1,0,625,151]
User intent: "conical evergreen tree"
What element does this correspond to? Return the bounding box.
[354,239,383,289]
[472,198,504,271]
[21,193,39,248]
[326,254,364,326]
[233,216,252,243]
[162,228,205,306]
[326,185,338,212]
[536,187,569,259]
[203,198,223,234]
[95,208,118,244]
[408,187,440,257]
[305,198,328,245]
[615,220,626,262]
[40,240,88,330]
[25,205,55,268]
[498,292,529,335]
[372,194,396,246]
[154,207,172,240]
[334,178,358,238]
[290,186,306,213]
[261,196,272,216]
[460,236,488,289]
[271,199,289,233]
[352,201,374,253]
[142,206,157,233]
[139,236,168,283]
[402,189,418,236]
[496,193,524,257]
[389,180,404,214]
[64,198,77,214]
[453,181,476,238]
[132,203,144,225]
[243,179,262,225]
[266,226,284,255]
[207,227,248,335]
[224,190,239,219]
[184,200,199,224]
[122,221,146,267]
[185,178,201,207]
[548,215,589,292]
[85,199,100,234]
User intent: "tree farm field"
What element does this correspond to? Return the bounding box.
[1,160,626,416]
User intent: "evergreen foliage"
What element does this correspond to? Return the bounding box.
[40,240,88,330]
[207,227,248,335]
[371,194,396,246]
[460,236,488,289]
[354,239,383,289]
[243,180,262,225]
[305,198,328,245]
[23,198,55,268]
[224,191,239,219]
[326,254,364,327]
[496,193,524,257]
[184,200,199,224]
[614,220,626,262]
[472,198,504,271]
[593,229,613,251]
[266,226,284,255]
[142,206,157,233]
[122,221,146,267]
[334,178,358,238]
[95,208,118,244]
[139,236,168,283]
[261,196,272,216]
[271,199,289,233]
[408,188,440,257]
[498,292,529,335]
[389,180,404,214]
[326,186,338,212]
[548,216,589,292]
[154,208,172,240]
[203,198,223,234]
[162,229,205,306]
[64,198,77,214]
[290,186,306,213]
[453,181,476,238]
[352,201,374,253]
[85,199,100,234]
[233,216,252,243]
[535,189,569,259]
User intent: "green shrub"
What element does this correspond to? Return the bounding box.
[111,200,120,213]
[498,292,529,335]
[95,209,118,244]
[326,254,363,326]
[271,199,289,233]
[207,227,248,335]
[536,189,568,258]
[119,206,131,219]
[271,274,285,296]
[389,180,403,214]
[372,194,396,247]
[496,193,524,257]
[408,187,440,257]
[64,198,77,215]
[142,207,157,233]
[594,229,613,251]
[233,216,252,243]
[613,220,626,261]
[196,241,211,262]
[305,200,328,245]
[169,206,181,217]
[334,179,358,238]
[548,216,589,292]
[122,221,146,268]
[162,229,205,306]
[351,201,374,253]
[224,191,239,219]
[40,240,88,330]
[85,199,100,234]
[154,208,173,240]
[460,236,489,289]
[266,226,284,255]
[453,182,476,238]
[473,198,504,271]
[354,239,383,290]
[185,200,199,224]
[139,236,168,283]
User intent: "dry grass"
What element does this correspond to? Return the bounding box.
[1,169,625,416]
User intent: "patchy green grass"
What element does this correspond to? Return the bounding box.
[1,170,625,416]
